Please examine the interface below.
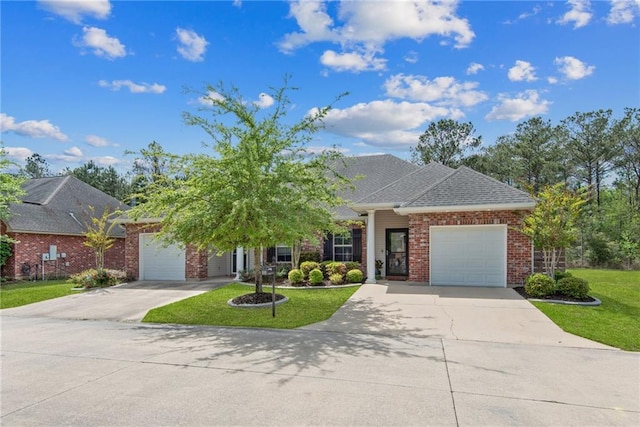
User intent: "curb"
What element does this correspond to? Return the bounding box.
[529,296,602,306]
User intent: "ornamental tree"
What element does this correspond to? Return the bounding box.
[519,183,587,278]
[83,206,119,271]
[129,78,350,294]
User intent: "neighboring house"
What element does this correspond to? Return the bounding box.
[1,176,128,280]
[123,154,536,287]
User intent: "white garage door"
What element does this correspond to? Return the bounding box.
[140,234,186,281]
[430,225,506,287]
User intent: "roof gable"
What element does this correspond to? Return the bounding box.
[5,176,128,237]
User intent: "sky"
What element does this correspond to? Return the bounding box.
[1,0,639,175]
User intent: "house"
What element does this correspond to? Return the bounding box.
[123,154,536,287]
[1,175,128,280]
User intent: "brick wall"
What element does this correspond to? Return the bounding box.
[1,231,125,280]
[124,223,208,280]
[407,210,532,287]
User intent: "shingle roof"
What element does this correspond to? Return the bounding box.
[401,166,534,209]
[355,162,455,205]
[4,176,128,237]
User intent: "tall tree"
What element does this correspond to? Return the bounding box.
[613,107,640,211]
[411,119,481,167]
[1,146,26,269]
[127,141,174,204]
[21,153,52,178]
[68,161,131,202]
[560,110,618,206]
[130,78,350,294]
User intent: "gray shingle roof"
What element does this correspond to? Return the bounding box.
[5,176,128,237]
[355,162,454,205]
[401,166,535,209]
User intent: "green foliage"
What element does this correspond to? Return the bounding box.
[67,160,131,202]
[325,261,347,276]
[82,206,119,271]
[21,153,51,178]
[525,273,556,298]
[520,183,587,277]
[345,261,360,271]
[277,265,290,279]
[410,119,481,167]
[586,232,615,267]
[287,269,304,284]
[346,269,364,283]
[553,270,572,282]
[308,268,324,285]
[299,251,321,263]
[68,268,127,288]
[329,273,343,285]
[300,261,320,277]
[1,145,26,222]
[0,235,13,269]
[557,276,590,299]
[129,78,350,293]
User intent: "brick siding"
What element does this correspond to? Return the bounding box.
[407,210,532,287]
[1,230,125,280]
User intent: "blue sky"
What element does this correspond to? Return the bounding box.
[2,0,639,174]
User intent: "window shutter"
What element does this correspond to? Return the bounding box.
[323,234,334,261]
[352,228,362,262]
[266,247,276,264]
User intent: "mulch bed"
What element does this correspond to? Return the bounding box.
[232,292,286,305]
[513,286,597,303]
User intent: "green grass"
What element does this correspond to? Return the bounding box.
[143,283,360,329]
[532,269,640,351]
[0,280,81,309]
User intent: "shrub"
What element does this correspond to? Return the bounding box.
[299,251,321,263]
[346,269,364,283]
[345,261,361,271]
[68,269,126,289]
[277,265,291,279]
[326,262,347,276]
[524,273,556,298]
[554,270,572,282]
[329,273,343,285]
[300,261,321,277]
[557,276,590,299]
[308,268,324,285]
[288,269,304,284]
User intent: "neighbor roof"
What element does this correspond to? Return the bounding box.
[4,175,128,237]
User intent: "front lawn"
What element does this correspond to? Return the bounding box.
[532,269,640,351]
[0,280,81,309]
[143,283,359,329]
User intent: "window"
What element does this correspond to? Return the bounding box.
[275,244,292,263]
[334,234,353,262]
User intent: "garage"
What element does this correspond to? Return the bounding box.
[430,225,506,287]
[139,233,185,281]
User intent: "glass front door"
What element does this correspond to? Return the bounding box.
[386,229,408,277]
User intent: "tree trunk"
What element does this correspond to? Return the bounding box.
[253,247,263,293]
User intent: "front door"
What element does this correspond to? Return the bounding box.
[386,228,408,277]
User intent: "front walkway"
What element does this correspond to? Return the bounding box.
[301,281,612,348]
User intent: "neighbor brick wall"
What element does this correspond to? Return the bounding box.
[298,223,368,273]
[408,210,532,287]
[124,223,208,280]
[1,231,125,280]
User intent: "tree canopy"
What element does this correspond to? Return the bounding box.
[129,78,350,291]
[410,119,481,167]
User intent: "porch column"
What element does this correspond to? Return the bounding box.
[234,246,244,280]
[366,210,376,284]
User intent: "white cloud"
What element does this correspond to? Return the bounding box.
[176,27,208,62]
[554,56,595,80]
[548,76,559,84]
[503,4,542,24]
[98,80,166,94]
[466,62,484,75]
[314,99,461,148]
[198,90,225,106]
[85,135,110,147]
[508,60,537,82]
[38,0,111,24]
[607,0,640,24]
[384,74,488,107]
[233,0,242,8]
[3,146,34,162]
[320,49,386,72]
[92,156,120,166]
[47,146,84,162]
[485,90,551,122]
[404,51,419,64]
[0,113,69,141]
[557,0,592,28]
[74,26,127,60]
[279,0,474,73]
[254,93,275,108]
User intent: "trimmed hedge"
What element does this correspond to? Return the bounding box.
[308,268,324,285]
[525,273,556,298]
[346,269,364,283]
[557,276,590,299]
[288,269,304,284]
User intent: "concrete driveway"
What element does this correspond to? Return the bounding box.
[1,280,638,425]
